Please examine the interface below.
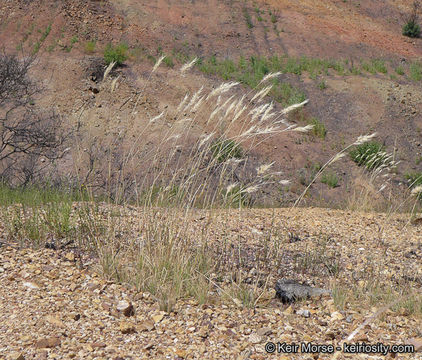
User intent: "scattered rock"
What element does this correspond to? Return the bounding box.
[297,309,311,318]
[275,279,330,303]
[91,342,107,348]
[257,327,272,336]
[64,252,75,261]
[23,282,40,290]
[249,333,262,344]
[120,321,136,334]
[152,312,165,323]
[116,300,135,317]
[330,311,344,321]
[9,353,24,360]
[45,315,65,328]
[138,319,155,332]
[35,337,61,349]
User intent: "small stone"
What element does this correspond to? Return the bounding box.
[284,305,294,315]
[64,252,75,261]
[297,309,311,318]
[10,353,24,360]
[330,311,344,321]
[45,315,65,328]
[249,333,262,344]
[35,337,61,348]
[257,327,272,336]
[116,300,134,317]
[175,349,187,358]
[91,342,106,348]
[355,333,369,342]
[138,319,155,332]
[120,321,136,334]
[23,281,40,290]
[152,313,164,323]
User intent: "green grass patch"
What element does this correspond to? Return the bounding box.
[104,43,128,66]
[84,40,96,54]
[308,117,327,139]
[211,138,243,163]
[410,62,422,81]
[349,141,387,170]
[321,171,339,188]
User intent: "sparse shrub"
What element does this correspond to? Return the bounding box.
[318,79,327,90]
[321,171,339,188]
[403,20,421,38]
[349,141,386,170]
[309,117,326,139]
[243,8,254,29]
[395,66,405,75]
[163,55,174,68]
[103,43,128,66]
[403,1,421,38]
[84,40,96,54]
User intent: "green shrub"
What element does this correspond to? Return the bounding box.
[84,40,96,54]
[350,141,386,170]
[211,139,243,163]
[104,43,128,66]
[321,171,339,188]
[318,80,327,90]
[163,56,174,68]
[403,20,421,38]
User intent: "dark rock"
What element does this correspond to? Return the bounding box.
[275,279,330,303]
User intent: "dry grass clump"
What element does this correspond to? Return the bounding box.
[1,56,419,316]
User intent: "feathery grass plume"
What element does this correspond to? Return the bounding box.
[180,57,198,76]
[207,82,239,99]
[153,55,166,73]
[250,103,271,122]
[353,133,377,145]
[411,185,422,196]
[244,184,260,194]
[259,71,282,85]
[256,163,274,175]
[111,76,120,92]
[207,95,235,125]
[198,132,215,148]
[332,152,346,163]
[232,105,247,124]
[191,95,205,113]
[226,183,238,193]
[223,98,238,119]
[280,99,309,115]
[250,85,273,103]
[184,86,204,112]
[292,124,314,132]
[177,93,190,113]
[260,102,275,122]
[103,61,116,81]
